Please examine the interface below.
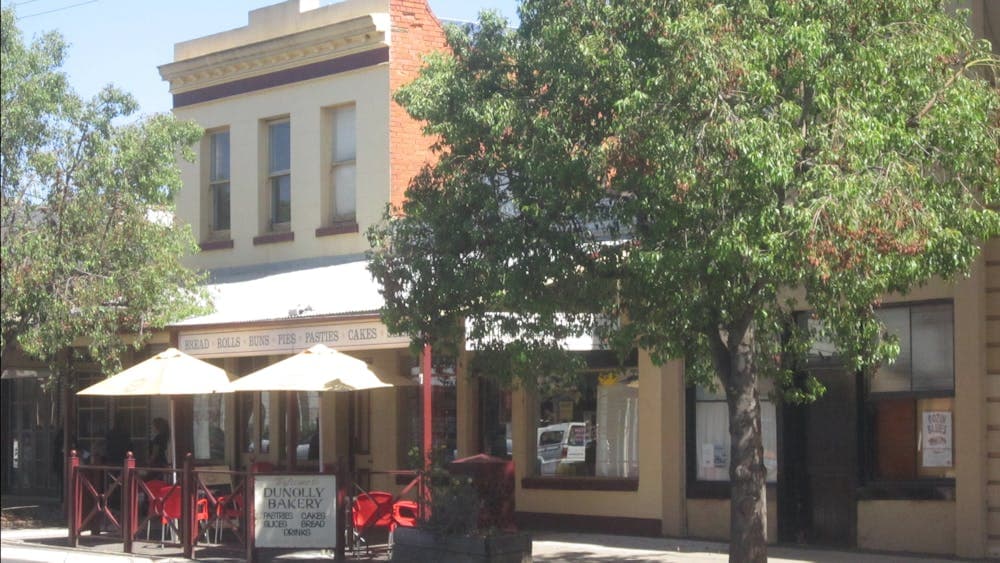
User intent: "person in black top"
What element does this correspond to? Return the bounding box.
[104,415,133,465]
[149,417,170,467]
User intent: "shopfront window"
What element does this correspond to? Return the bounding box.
[866,302,954,481]
[692,379,778,483]
[295,391,320,462]
[193,394,226,463]
[534,358,639,479]
[478,376,512,459]
[240,391,270,455]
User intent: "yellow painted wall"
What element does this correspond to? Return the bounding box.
[685,498,779,544]
[172,65,391,271]
[857,501,955,555]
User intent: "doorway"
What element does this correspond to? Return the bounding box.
[779,368,857,547]
[2,376,61,497]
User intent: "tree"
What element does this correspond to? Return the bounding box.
[1,8,207,381]
[368,1,999,560]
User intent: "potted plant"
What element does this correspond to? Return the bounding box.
[391,448,532,562]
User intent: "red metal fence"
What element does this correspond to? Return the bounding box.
[66,450,254,560]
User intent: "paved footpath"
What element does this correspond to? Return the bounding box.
[0,527,977,562]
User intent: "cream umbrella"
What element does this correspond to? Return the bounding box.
[78,347,233,476]
[229,344,413,471]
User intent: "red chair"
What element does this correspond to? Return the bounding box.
[391,500,418,530]
[249,461,274,473]
[351,491,394,554]
[157,484,210,544]
[213,491,243,544]
[143,479,169,540]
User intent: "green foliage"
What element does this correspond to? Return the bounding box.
[1,8,208,380]
[406,446,479,537]
[371,3,997,556]
[370,0,999,395]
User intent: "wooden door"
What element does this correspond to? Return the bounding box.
[780,368,857,547]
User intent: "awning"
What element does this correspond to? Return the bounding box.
[464,313,608,351]
[173,257,384,327]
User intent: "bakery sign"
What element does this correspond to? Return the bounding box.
[178,320,410,358]
[254,474,336,548]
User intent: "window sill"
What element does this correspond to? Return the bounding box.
[253,231,295,245]
[199,239,234,252]
[521,476,638,491]
[687,481,778,500]
[856,479,955,501]
[315,221,359,237]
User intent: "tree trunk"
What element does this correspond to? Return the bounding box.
[716,328,768,563]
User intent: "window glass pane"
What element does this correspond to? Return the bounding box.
[193,394,226,461]
[696,391,777,482]
[210,131,230,181]
[271,175,291,224]
[244,391,270,454]
[761,401,778,480]
[268,121,290,172]
[595,381,639,478]
[238,393,253,454]
[296,391,320,461]
[799,315,839,359]
[260,392,270,454]
[537,371,638,478]
[213,182,230,231]
[332,105,356,162]
[352,391,371,454]
[696,401,729,481]
[911,305,953,391]
[871,308,911,393]
[695,384,725,401]
[332,164,356,218]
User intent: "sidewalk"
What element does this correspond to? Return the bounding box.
[0,526,973,563]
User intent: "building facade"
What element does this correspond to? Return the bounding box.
[154,0,448,494]
[2,0,996,559]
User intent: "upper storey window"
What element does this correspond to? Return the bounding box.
[209,131,231,232]
[330,104,356,224]
[268,120,291,228]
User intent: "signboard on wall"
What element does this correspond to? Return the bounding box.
[921,411,953,468]
[178,320,409,358]
[254,474,337,548]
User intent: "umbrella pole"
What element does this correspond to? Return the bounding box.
[319,395,324,474]
[170,399,177,484]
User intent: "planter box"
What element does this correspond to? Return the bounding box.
[391,526,532,563]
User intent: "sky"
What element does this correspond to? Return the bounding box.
[4,0,520,117]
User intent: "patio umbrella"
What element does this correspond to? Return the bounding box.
[78,347,233,476]
[229,343,413,471]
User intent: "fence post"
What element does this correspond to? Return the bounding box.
[246,469,256,563]
[182,453,194,559]
[122,452,135,553]
[335,459,346,562]
[67,450,79,548]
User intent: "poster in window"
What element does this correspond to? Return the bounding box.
[713,443,728,468]
[921,411,952,468]
[700,443,713,468]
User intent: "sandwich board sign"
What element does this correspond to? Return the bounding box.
[254,474,336,548]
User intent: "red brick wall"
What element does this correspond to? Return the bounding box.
[388,0,447,210]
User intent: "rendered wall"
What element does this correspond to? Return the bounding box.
[172,66,391,271]
[857,501,955,555]
[685,498,779,544]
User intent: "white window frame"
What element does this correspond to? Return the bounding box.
[329,105,356,224]
[209,130,231,233]
[267,120,291,229]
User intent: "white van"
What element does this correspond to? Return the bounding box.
[536,422,587,475]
